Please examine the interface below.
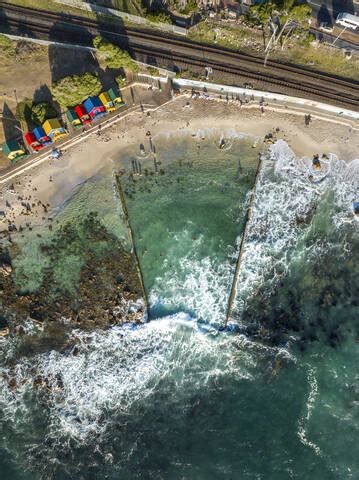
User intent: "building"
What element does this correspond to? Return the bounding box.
[25,132,43,152]
[42,119,68,142]
[74,105,91,125]
[32,127,52,146]
[99,92,116,113]
[222,0,241,17]
[336,12,359,30]
[66,109,82,128]
[107,87,124,108]
[1,139,26,163]
[83,97,107,120]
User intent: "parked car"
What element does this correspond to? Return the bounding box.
[319,22,333,33]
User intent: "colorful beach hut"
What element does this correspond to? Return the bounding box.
[99,92,116,113]
[25,132,43,152]
[33,127,52,146]
[107,87,124,107]
[1,140,26,163]
[74,104,91,125]
[43,119,68,142]
[83,97,107,120]
[66,109,82,128]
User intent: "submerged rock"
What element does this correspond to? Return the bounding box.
[0,262,12,276]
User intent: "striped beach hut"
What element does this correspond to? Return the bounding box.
[66,109,82,128]
[74,104,91,125]
[107,87,124,107]
[99,92,116,113]
[25,131,43,152]
[83,96,107,120]
[33,127,52,146]
[43,119,68,142]
[1,139,26,163]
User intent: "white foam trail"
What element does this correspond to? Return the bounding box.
[234,140,359,315]
[297,367,322,457]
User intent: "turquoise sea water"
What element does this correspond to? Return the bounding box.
[120,133,260,322]
[0,133,358,479]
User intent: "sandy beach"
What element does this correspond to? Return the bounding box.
[1,91,358,231]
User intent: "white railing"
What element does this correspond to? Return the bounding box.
[173,78,359,121]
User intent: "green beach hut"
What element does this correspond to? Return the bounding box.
[107,87,124,108]
[1,140,27,163]
[66,109,82,128]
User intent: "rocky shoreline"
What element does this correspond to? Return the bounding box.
[0,212,144,347]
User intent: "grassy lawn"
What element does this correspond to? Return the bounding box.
[189,20,359,81]
[3,0,99,18]
[189,20,264,53]
[274,44,359,80]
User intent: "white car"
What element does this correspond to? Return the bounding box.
[319,22,333,33]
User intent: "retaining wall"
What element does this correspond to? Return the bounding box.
[55,0,187,35]
[173,78,359,121]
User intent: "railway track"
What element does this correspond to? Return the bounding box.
[1,2,359,110]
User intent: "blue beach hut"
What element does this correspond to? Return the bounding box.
[33,127,52,146]
[83,97,107,120]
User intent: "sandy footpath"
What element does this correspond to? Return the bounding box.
[0,93,358,232]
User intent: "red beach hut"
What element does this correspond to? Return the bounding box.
[25,131,43,152]
[74,104,91,125]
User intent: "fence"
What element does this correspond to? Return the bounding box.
[55,0,188,35]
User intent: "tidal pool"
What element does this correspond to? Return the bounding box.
[120,131,261,324]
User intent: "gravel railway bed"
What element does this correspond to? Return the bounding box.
[1,2,358,110]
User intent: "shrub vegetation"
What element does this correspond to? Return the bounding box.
[0,34,15,57]
[16,100,58,127]
[93,36,139,71]
[115,75,127,87]
[51,72,102,107]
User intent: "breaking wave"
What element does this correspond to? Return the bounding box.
[0,314,290,476]
[149,229,236,323]
[233,140,358,318]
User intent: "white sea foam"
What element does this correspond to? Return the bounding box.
[233,140,359,317]
[148,228,236,324]
[297,367,322,457]
[0,315,268,454]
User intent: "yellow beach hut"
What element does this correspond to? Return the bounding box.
[42,118,68,142]
[99,92,116,113]
[1,140,26,163]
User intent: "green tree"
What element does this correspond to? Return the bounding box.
[93,36,139,71]
[248,1,275,26]
[16,100,58,127]
[115,75,127,88]
[51,72,102,108]
[250,0,312,54]
[177,0,197,15]
[30,102,58,125]
[15,99,33,125]
[275,1,312,49]
[146,11,172,23]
